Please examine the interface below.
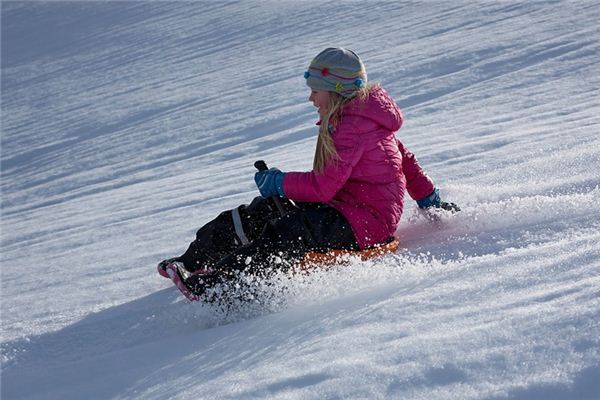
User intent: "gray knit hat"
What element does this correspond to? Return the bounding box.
[304,47,367,98]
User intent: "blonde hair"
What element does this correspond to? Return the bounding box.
[313,84,375,173]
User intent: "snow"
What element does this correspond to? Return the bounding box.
[1,1,599,399]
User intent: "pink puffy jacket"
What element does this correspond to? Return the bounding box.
[283,86,434,249]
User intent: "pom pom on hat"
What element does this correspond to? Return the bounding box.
[304,47,367,98]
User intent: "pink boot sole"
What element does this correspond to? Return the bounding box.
[166,263,199,302]
[157,264,170,279]
[158,261,211,279]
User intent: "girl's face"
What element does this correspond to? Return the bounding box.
[309,89,331,119]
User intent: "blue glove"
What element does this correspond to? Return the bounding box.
[417,188,461,212]
[254,169,286,198]
[417,188,441,209]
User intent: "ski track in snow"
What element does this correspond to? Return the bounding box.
[1,2,600,399]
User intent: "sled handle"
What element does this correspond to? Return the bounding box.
[254,160,286,217]
[254,160,269,172]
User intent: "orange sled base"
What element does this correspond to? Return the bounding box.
[298,237,400,270]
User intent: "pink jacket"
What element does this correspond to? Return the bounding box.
[283,86,434,249]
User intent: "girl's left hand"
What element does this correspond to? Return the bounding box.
[255,169,286,198]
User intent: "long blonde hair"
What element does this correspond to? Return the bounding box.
[313,84,374,173]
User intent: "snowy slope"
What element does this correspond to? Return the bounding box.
[1,1,599,399]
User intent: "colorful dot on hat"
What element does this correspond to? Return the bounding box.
[304,71,310,79]
[321,68,329,76]
[335,82,344,91]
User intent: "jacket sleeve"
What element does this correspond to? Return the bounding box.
[397,139,435,201]
[283,120,365,203]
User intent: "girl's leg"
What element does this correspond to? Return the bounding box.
[184,203,358,297]
[176,196,289,273]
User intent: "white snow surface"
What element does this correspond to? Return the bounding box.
[2,1,600,399]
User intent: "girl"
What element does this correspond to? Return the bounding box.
[158,47,458,302]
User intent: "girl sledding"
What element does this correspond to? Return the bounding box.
[158,47,459,302]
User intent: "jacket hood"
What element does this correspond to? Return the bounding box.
[343,86,403,132]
